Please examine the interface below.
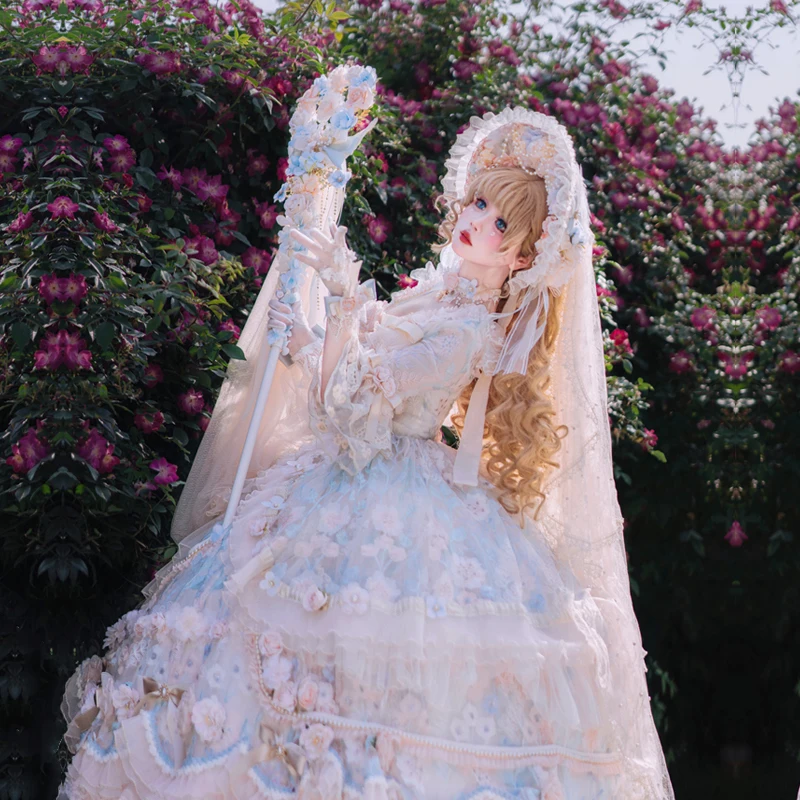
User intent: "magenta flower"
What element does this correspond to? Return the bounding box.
[5,428,51,475]
[103,135,131,154]
[157,164,184,191]
[779,350,800,374]
[254,201,278,230]
[0,151,18,173]
[0,135,23,154]
[242,247,273,276]
[690,306,716,330]
[609,328,633,356]
[182,166,209,195]
[38,273,88,305]
[724,521,747,548]
[143,363,164,387]
[367,215,391,245]
[92,211,120,233]
[756,306,782,331]
[397,274,418,289]
[134,410,165,434]
[640,428,658,450]
[34,329,92,371]
[135,50,182,76]
[196,174,229,204]
[63,45,94,74]
[47,196,80,220]
[668,350,694,374]
[76,430,110,470]
[185,235,219,266]
[632,308,652,328]
[6,211,33,233]
[150,456,179,485]
[178,388,205,415]
[218,319,241,341]
[107,148,137,172]
[246,149,270,176]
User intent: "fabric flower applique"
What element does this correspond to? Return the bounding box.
[191,696,226,743]
[301,584,329,612]
[111,683,140,720]
[299,723,334,760]
[452,554,487,590]
[317,502,352,534]
[168,605,207,642]
[257,630,284,658]
[262,654,294,690]
[259,571,282,596]
[365,572,400,603]
[339,582,369,615]
[297,675,319,710]
[273,680,298,711]
[370,505,403,537]
[425,595,448,619]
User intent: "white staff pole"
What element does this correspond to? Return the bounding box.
[220,65,377,531]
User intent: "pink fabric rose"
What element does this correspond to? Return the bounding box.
[301,585,328,612]
[297,676,319,710]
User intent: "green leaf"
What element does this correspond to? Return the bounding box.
[650,449,667,463]
[222,343,246,360]
[10,321,31,349]
[93,321,116,351]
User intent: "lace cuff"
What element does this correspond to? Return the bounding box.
[293,337,323,380]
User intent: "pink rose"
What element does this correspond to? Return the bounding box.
[257,630,283,657]
[297,676,319,710]
[301,585,328,612]
[273,681,297,711]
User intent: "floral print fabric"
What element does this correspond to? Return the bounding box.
[59,268,625,800]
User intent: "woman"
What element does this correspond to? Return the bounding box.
[58,90,673,799]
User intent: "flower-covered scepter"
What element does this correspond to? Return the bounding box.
[221,64,378,532]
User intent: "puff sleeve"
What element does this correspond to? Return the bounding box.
[308,306,488,475]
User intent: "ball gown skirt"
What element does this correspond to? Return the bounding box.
[58,279,630,799]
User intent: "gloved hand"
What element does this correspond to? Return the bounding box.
[267,296,315,357]
[289,223,361,298]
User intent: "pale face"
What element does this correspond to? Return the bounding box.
[451,195,520,274]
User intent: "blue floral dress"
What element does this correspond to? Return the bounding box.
[59,263,625,800]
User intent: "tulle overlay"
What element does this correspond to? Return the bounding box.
[60,281,629,799]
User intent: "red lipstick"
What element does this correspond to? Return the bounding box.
[459,230,472,246]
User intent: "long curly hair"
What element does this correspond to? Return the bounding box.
[434,166,568,524]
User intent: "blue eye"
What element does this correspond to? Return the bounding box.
[495,218,507,233]
[475,197,486,209]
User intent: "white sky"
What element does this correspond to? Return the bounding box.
[251,0,798,150]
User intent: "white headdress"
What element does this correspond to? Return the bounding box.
[168,87,673,798]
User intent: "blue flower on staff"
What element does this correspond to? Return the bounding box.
[287,153,305,176]
[313,75,330,96]
[330,108,357,131]
[350,66,377,89]
[280,272,299,290]
[328,169,351,189]
[273,184,287,203]
[301,151,327,172]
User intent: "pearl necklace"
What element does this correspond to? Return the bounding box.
[436,271,503,310]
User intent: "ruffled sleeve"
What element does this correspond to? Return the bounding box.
[307,297,489,475]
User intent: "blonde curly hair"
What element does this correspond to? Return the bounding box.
[434,167,568,524]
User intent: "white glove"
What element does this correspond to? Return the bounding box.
[267,297,314,356]
[289,223,361,297]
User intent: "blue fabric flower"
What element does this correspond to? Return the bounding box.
[330,108,357,131]
[328,169,351,189]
